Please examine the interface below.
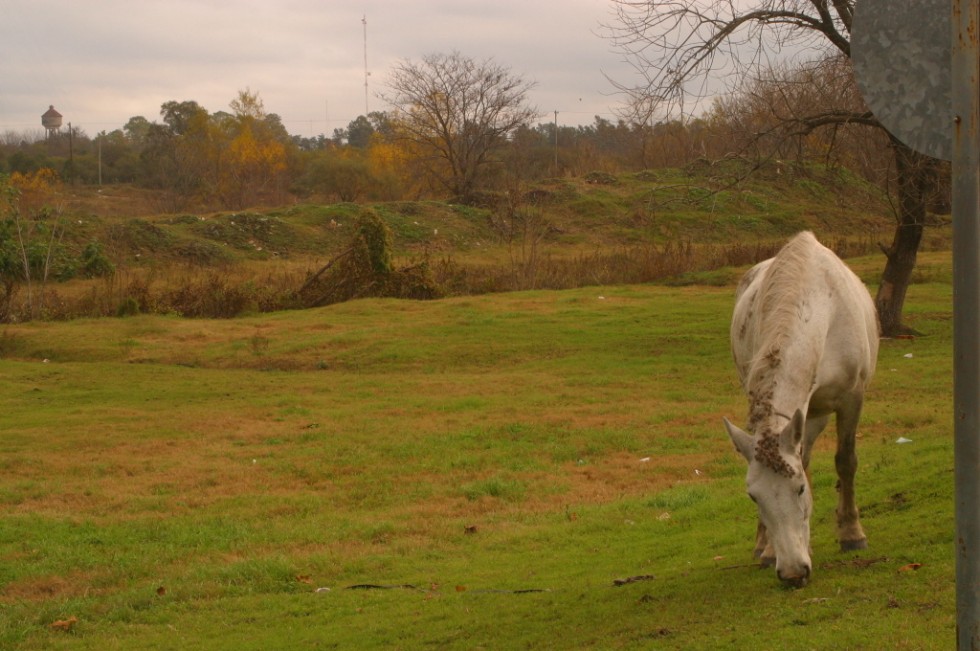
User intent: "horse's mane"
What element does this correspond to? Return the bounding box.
[757,231,818,346]
[746,232,821,439]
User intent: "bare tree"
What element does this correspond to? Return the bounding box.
[380,51,539,204]
[604,0,936,335]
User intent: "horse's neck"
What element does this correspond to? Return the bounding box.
[746,329,822,436]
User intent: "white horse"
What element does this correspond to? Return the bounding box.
[724,231,879,587]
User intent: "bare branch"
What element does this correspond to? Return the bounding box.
[795,110,878,133]
[602,1,852,117]
[379,51,539,203]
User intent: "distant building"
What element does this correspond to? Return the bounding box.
[42,105,63,137]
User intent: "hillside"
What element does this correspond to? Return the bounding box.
[6,162,950,320]
[68,163,898,261]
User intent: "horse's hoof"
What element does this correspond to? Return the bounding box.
[840,538,868,552]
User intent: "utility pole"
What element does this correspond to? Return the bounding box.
[553,110,559,176]
[952,1,980,646]
[852,7,979,643]
[67,122,74,185]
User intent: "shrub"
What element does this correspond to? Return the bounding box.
[81,241,115,278]
[116,296,140,317]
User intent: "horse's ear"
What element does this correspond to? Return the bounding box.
[724,418,754,462]
[779,409,805,453]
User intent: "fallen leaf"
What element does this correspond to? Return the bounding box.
[455,585,467,592]
[156,586,167,596]
[50,617,78,632]
[296,574,313,584]
[464,525,478,535]
[899,563,923,572]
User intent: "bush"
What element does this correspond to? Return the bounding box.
[357,210,393,275]
[81,241,115,278]
[116,296,140,317]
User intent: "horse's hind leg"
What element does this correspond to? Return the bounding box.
[835,397,868,551]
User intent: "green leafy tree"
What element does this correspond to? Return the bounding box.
[300,150,374,202]
[345,115,375,149]
[140,101,213,209]
[123,116,152,146]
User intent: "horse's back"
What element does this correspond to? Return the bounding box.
[731,232,878,396]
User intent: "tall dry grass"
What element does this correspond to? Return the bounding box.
[4,235,883,321]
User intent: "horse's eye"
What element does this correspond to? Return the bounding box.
[797,485,806,496]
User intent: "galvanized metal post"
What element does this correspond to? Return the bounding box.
[953,1,980,648]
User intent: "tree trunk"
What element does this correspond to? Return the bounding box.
[875,137,927,336]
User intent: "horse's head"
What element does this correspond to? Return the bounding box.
[724,410,813,587]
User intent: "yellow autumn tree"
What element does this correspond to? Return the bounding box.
[221,89,290,208]
[366,129,426,200]
[10,168,61,216]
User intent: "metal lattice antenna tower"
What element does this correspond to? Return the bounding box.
[362,15,369,115]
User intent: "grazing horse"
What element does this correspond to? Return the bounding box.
[723,231,879,587]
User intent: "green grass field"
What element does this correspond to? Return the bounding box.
[0,251,956,649]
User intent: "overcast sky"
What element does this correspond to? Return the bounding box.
[0,0,639,138]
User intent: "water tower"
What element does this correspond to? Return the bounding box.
[41,105,63,138]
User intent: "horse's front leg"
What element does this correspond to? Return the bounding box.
[835,398,868,551]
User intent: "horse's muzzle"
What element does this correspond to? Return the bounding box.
[777,564,811,588]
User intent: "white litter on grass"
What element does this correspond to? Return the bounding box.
[639,457,651,463]
[896,437,913,444]
[904,353,914,359]
[315,587,331,593]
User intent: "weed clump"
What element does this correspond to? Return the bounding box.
[298,208,440,307]
[81,241,115,278]
[116,296,140,317]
